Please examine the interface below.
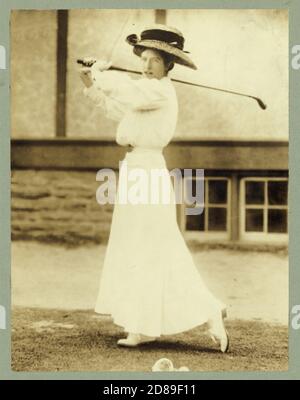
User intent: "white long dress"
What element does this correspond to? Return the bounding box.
[84,66,226,337]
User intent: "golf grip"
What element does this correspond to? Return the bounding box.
[77,59,140,75]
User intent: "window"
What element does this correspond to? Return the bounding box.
[183,177,231,240]
[240,177,288,242]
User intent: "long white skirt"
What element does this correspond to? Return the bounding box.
[95,147,226,337]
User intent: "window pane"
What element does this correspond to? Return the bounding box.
[208,180,227,204]
[185,208,205,231]
[268,181,288,205]
[245,209,264,232]
[245,181,265,205]
[268,209,288,233]
[208,207,227,231]
[185,178,204,203]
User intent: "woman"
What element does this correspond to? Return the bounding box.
[80,25,229,353]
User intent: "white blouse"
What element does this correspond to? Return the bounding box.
[83,66,178,149]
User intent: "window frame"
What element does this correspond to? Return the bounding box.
[240,177,288,243]
[182,176,231,241]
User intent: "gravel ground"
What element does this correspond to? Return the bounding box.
[11,308,288,372]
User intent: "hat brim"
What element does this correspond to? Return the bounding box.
[129,39,197,70]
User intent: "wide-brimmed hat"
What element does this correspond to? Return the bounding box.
[126,25,197,70]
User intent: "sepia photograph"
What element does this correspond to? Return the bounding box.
[10,8,288,372]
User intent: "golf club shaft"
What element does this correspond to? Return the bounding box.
[77,59,267,110]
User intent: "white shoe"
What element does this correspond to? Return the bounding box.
[117,333,156,347]
[207,311,229,353]
[208,328,229,353]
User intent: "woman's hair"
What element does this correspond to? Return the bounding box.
[156,49,175,72]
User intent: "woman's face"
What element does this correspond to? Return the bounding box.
[140,49,168,80]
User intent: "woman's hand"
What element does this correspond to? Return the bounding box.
[79,67,93,88]
[92,60,112,73]
[79,58,112,88]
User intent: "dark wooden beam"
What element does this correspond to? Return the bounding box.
[56,10,68,137]
[11,138,288,171]
[155,9,166,24]
[164,140,289,171]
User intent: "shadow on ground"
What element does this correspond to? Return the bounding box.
[12,307,288,372]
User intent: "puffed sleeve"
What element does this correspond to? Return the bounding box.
[90,66,168,111]
[83,85,127,122]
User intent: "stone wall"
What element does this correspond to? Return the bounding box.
[11,170,114,246]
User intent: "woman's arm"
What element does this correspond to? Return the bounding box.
[80,66,127,121]
[90,62,169,111]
